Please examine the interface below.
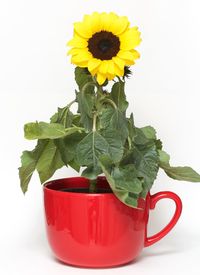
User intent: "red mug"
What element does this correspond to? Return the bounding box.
[43,176,182,268]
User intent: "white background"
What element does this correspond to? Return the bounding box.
[0,0,200,274]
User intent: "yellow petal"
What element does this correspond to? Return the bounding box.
[110,16,130,35]
[88,58,101,75]
[112,56,125,71]
[89,12,119,34]
[67,36,88,48]
[89,12,102,34]
[67,48,84,56]
[70,48,90,56]
[113,63,124,77]
[96,73,107,85]
[82,14,96,36]
[74,22,92,39]
[130,49,140,59]
[120,27,141,50]
[71,50,92,64]
[117,50,139,65]
[109,12,119,20]
[120,38,141,51]
[99,60,109,74]
[125,60,135,66]
[74,61,88,67]
[107,60,115,75]
[100,12,117,31]
[107,73,115,81]
[117,50,135,61]
[67,13,141,77]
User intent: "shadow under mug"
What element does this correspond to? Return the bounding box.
[43,176,182,268]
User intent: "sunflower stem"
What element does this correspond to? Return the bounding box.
[89,179,97,193]
[58,99,76,125]
[67,99,77,108]
[92,111,97,132]
[81,82,97,94]
[99,98,117,110]
[93,76,104,98]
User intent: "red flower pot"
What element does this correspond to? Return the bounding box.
[43,176,182,268]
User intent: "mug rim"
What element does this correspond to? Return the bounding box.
[43,176,116,198]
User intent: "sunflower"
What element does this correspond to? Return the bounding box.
[67,12,141,85]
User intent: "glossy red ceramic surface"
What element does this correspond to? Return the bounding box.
[43,176,182,268]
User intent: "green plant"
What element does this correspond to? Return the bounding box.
[19,12,200,208]
[19,67,200,207]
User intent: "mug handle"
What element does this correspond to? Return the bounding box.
[144,191,182,247]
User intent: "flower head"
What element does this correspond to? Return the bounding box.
[67,12,141,85]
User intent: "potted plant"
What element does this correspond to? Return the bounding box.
[19,12,200,268]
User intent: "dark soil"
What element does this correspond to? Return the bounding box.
[59,188,112,194]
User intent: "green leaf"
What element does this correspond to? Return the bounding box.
[100,128,124,163]
[68,159,80,172]
[140,126,157,140]
[158,150,170,165]
[50,106,73,127]
[138,184,149,199]
[75,67,93,91]
[19,140,48,193]
[76,90,95,118]
[134,128,151,145]
[50,112,59,123]
[76,131,109,166]
[99,155,139,208]
[76,91,94,131]
[133,145,159,188]
[75,67,96,131]
[133,125,158,146]
[50,107,63,123]
[159,150,200,182]
[121,145,159,192]
[123,194,138,208]
[59,108,73,128]
[110,81,128,112]
[111,164,143,194]
[100,107,128,144]
[155,139,163,150]
[81,165,102,180]
[164,166,200,182]
[127,113,136,142]
[54,132,86,165]
[36,140,64,183]
[24,121,84,140]
[19,139,64,192]
[19,151,35,193]
[72,114,82,127]
[25,122,66,139]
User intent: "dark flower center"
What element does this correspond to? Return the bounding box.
[88,31,120,60]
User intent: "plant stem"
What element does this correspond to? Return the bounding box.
[59,99,76,124]
[92,111,97,132]
[100,98,117,110]
[89,179,97,193]
[67,99,77,108]
[63,100,77,127]
[81,82,97,94]
[97,85,104,97]
[92,76,104,97]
